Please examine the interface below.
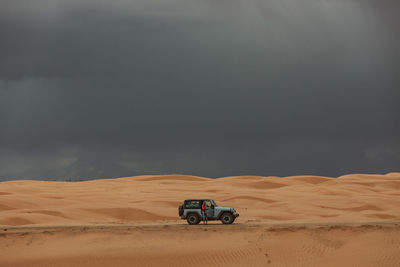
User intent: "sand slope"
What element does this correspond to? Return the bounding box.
[1,173,399,226]
[1,223,400,267]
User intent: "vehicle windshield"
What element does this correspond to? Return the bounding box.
[211,200,217,206]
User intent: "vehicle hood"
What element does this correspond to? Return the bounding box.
[215,206,235,212]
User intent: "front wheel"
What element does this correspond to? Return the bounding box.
[187,213,200,225]
[220,212,234,224]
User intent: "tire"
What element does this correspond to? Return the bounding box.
[220,212,234,224]
[187,213,200,225]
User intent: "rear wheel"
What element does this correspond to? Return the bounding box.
[220,212,234,224]
[187,213,200,225]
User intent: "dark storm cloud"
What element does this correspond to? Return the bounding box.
[0,0,399,180]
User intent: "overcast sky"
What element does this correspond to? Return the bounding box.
[0,0,399,180]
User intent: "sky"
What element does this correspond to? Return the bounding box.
[0,0,399,180]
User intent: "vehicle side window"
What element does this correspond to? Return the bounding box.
[185,200,201,209]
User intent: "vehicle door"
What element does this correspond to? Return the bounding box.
[205,200,214,219]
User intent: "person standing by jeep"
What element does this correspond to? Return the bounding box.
[201,200,208,224]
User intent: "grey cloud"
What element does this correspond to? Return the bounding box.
[0,0,399,180]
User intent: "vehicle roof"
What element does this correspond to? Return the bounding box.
[184,199,212,201]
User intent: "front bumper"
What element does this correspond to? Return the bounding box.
[234,213,239,218]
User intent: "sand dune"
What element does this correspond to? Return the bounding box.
[0,173,399,226]
[1,173,400,266]
[222,196,277,203]
[85,207,176,221]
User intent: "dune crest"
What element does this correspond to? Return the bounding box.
[133,174,211,182]
[285,175,332,184]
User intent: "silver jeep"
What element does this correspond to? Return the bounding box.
[178,199,239,225]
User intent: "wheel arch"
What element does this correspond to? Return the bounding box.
[186,212,201,225]
[187,211,200,218]
[217,210,233,220]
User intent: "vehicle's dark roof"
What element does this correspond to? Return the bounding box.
[184,199,211,201]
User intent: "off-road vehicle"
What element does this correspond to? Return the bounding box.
[178,199,239,225]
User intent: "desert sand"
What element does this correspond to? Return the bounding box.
[1,173,400,266]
